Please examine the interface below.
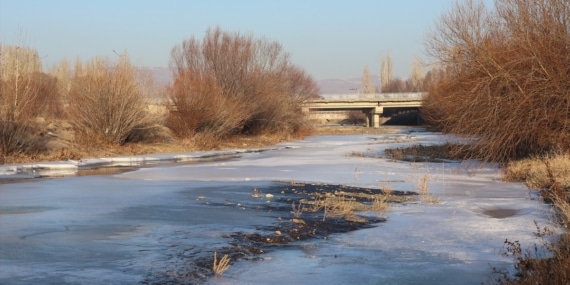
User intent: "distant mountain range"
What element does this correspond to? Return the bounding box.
[143,67,379,95]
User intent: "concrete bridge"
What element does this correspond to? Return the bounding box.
[303,92,426,127]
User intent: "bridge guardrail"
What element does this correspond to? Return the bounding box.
[317,92,426,100]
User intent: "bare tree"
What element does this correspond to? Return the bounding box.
[408,57,425,92]
[0,41,59,160]
[380,52,393,92]
[68,54,155,145]
[421,66,445,91]
[361,65,375,94]
[48,58,72,114]
[0,44,43,121]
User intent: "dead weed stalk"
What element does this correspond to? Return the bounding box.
[418,174,440,204]
[291,202,304,218]
[212,251,230,276]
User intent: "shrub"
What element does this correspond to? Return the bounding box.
[167,27,319,139]
[423,0,570,162]
[494,226,570,285]
[0,121,45,163]
[0,44,58,159]
[167,71,249,138]
[67,55,156,145]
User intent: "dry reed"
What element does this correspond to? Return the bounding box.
[212,251,230,276]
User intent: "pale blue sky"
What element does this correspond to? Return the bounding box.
[0,0,457,79]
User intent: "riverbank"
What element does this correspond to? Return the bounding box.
[2,123,399,166]
[0,125,402,182]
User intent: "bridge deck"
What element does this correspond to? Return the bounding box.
[303,92,426,128]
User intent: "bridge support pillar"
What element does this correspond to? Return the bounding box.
[371,106,383,128]
[372,114,380,128]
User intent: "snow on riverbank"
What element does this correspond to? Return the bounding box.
[0,148,280,181]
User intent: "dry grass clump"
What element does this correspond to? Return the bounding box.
[312,125,398,136]
[503,154,570,191]
[385,142,468,162]
[503,153,570,227]
[418,174,440,204]
[322,196,364,222]
[299,190,395,222]
[504,154,570,229]
[371,195,390,211]
[212,251,230,276]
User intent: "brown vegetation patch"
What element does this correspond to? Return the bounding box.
[384,143,469,162]
[503,154,570,192]
[312,125,400,136]
[495,154,570,284]
[0,116,302,165]
[423,0,570,162]
[492,223,570,285]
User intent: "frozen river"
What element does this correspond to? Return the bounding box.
[0,128,552,284]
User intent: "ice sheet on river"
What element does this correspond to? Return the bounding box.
[0,129,553,284]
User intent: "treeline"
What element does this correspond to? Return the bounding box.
[360,55,442,94]
[0,27,319,163]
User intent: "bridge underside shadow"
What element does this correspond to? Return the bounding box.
[381,108,424,126]
[307,107,423,127]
